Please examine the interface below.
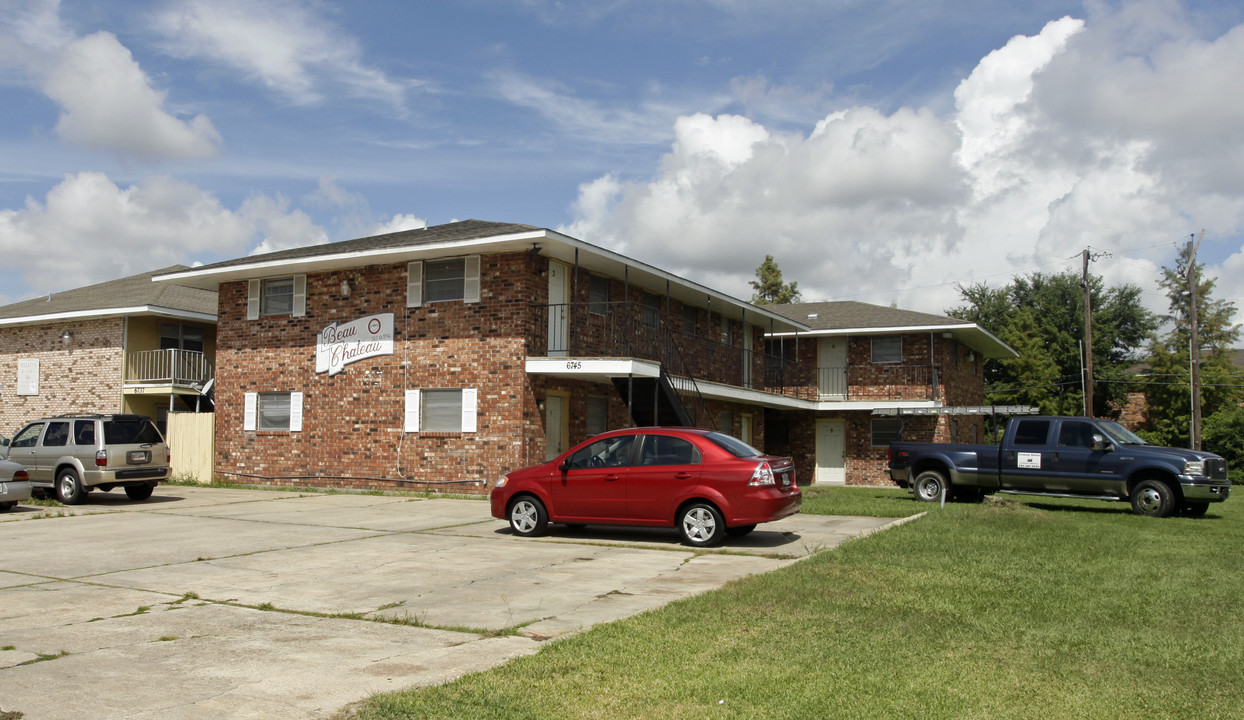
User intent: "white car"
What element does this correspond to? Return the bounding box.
[0,458,32,511]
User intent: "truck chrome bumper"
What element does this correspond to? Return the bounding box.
[1180,481,1231,502]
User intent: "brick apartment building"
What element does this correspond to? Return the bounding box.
[153,219,1014,491]
[0,268,217,438]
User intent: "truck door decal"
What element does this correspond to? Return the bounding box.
[1017,452,1042,469]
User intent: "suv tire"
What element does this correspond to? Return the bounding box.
[56,468,87,505]
[125,483,156,501]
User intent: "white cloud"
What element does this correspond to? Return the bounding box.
[564,3,1244,321]
[0,172,326,295]
[0,6,220,160]
[370,214,429,236]
[153,0,411,108]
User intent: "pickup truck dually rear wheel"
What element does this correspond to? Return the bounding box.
[913,470,949,503]
[1130,479,1176,518]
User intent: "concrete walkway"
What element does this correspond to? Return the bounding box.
[0,487,907,719]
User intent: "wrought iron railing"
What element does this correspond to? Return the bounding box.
[531,301,942,403]
[125,349,214,388]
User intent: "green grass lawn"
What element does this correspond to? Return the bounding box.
[344,488,1243,720]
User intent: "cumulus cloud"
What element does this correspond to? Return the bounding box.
[370,214,430,236]
[153,0,411,108]
[0,172,327,296]
[564,1,1244,321]
[0,4,220,159]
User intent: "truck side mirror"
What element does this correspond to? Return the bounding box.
[1091,434,1111,452]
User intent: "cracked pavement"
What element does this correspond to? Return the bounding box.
[0,486,902,719]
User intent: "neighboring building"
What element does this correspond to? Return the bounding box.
[763,301,1016,484]
[0,267,217,438]
[155,219,1014,490]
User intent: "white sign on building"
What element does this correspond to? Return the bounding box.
[315,313,395,376]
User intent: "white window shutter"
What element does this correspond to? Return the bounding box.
[244,392,257,431]
[463,255,481,303]
[407,261,423,308]
[461,388,477,433]
[293,275,307,317]
[289,392,303,432]
[404,389,420,432]
[247,280,260,320]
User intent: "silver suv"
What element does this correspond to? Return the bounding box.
[5,414,170,505]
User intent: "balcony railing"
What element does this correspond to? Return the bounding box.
[126,349,214,388]
[532,301,941,403]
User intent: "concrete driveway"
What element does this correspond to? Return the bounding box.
[0,486,907,719]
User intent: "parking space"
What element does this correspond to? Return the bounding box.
[0,486,907,719]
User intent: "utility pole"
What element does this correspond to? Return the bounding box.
[1082,249,1094,417]
[1188,230,1204,450]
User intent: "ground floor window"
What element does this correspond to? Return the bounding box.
[244,392,303,431]
[871,417,902,447]
[404,388,478,433]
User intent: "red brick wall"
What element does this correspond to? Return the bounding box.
[214,253,541,493]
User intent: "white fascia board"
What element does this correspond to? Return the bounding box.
[0,305,217,328]
[525,357,662,380]
[766,322,1016,359]
[668,377,944,413]
[766,322,980,338]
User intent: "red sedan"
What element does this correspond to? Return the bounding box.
[490,427,801,547]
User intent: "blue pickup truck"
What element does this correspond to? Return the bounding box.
[888,415,1231,517]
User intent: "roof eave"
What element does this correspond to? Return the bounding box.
[154,227,809,332]
[0,306,217,328]
[766,322,1017,359]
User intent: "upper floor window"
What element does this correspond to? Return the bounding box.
[247,276,306,319]
[682,305,697,336]
[589,275,609,315]
[262,277,295,316]
[871,336,902,364]
[161,323,205,352]
[407,257,480,307]
[641,292,661,329]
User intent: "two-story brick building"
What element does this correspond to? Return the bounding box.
[155,220,1013,490]
[0,267,217,438]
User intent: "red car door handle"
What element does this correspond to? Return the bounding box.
[674,472,692,479]
[605,474,620,481]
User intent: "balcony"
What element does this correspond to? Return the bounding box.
[125,348,214,390]
[531,302,941,403]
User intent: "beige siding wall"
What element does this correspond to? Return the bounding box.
[167,411,215,483]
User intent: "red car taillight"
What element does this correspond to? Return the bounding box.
[13,470,28,482]
[96,449,107,467]
[748,461,776,486]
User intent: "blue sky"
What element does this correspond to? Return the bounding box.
[3,0,1244,321]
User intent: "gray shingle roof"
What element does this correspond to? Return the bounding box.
[0,266,217,322]
[766,301,968,331]
[190,219,539,272]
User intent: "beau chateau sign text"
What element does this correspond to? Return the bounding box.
[315,313,395,376]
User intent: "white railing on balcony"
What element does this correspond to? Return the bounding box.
[126,349,214,388]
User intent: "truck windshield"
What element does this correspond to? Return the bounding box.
[1096,420,1148,445]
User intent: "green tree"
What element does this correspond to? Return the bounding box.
[948,271,1157,416]
[1202,406,1244,485]
[1139,241,1243,446]
[750,255,801,305]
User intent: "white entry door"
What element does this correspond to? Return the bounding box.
[548,261,569,356]
[815,419,846,485]
[544,393,568,461]
[818,338,847,399]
